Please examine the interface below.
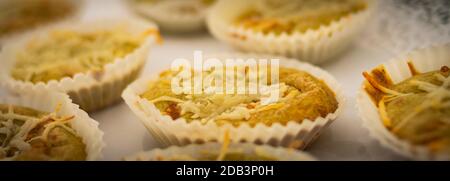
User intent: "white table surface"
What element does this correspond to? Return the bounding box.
[6,0,438,161]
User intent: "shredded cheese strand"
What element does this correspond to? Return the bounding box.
[216,130,230,161]
[363,72,407,97]
[392,75,450,132]
[378,98,392,128]
[150,96,184,104]
[0,104,76,160]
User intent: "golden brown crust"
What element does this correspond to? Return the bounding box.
[166,103,181,120]
[245,68,338,125]
[362,65,394,105]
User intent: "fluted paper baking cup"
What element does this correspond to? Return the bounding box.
[357,43,450,160]
[122,53,344,148]
[128,0,210,33]
[0,86,105,160]
[0,19,160,112]
[124,142,316,161]
[207,0,374,64]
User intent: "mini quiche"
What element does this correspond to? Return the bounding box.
[1,20,160,112]
[0,105,86,161]
[140,67,338,127]
[124,142,316,161]
[129,0,215,33]
[358,44,450,160]
[207,0,373,64]
[363,64,450,157]
[0,0,79,39]
[123,54,343,148]
[0,88,104,161]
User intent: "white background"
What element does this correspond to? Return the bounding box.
[2,0,421,161]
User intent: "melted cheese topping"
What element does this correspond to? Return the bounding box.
[146,68,289,124]
[141,67,338,126]
[0,104,85,160]
[364,65,450,153]
[235,0,367,35]
[11,27,150,83]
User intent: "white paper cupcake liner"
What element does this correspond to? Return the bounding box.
[357,43,450,160]
[0,19,160,112]
[122,53,345,148]
[0,0,85,46]
[0,86,105,161]
[207,0,375,64]
[124,142,316,161]
[128,0,210,33]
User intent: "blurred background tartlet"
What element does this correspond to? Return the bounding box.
[207,0,374,64]
[0,19,160,112]
[128,0,216,34]
[0,0,83,45]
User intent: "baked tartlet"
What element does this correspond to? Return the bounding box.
[207,0,373,64]
[0,0,81,43]
[0,87,104,161]
[128,0,215,33]
[1,19,161,112]
[122,54,344,148]
[124,142,316,161]
[140,67,337,127]
[357,44,450,160]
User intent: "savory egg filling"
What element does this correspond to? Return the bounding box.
[235,0,367,35]
[11,27,148,83]
[364,64,450,153]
